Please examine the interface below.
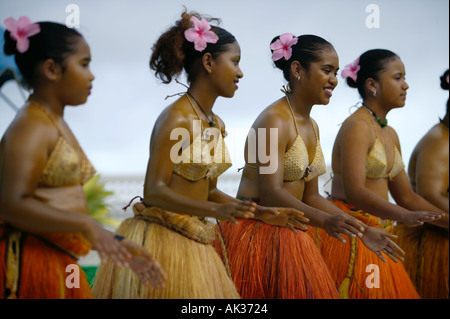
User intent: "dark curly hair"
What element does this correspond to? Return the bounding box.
[149,8,237,84]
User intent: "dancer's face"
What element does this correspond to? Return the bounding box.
[301,48,339,106]
[209,41,244,98]
[56,37,95,106]
[376,57,409,109]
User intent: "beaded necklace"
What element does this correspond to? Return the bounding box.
[186,91,216,127]
[363,105,388,128]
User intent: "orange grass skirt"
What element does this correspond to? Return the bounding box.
[308,199,420,299]
[214,218,339,299]
[395,223,449,299]
[0,227,92,299]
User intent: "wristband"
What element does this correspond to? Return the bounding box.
[114,234,125,241]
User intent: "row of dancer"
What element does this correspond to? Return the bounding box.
[0,10,447,299]
[92,10,447,299]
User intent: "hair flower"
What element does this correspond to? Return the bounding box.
[4,16,40,54]
[184,16,219,52]
[341,57,360,82]
[270,33,298,61]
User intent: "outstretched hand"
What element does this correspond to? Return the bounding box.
[119,238,168,289]
[213,201,256,224]
[324,214,365,243]
[402,210,444,226]
[254,205,309,233]
[360,227,405,263]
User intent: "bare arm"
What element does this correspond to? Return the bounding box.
[390,171,448,228]
[389,130,447,228]
[412,131,449,213]
[0,109,138,269]
[0,110,94,234]
[338,120,441,225]
[143,105,254,222]
[254,111,363,241]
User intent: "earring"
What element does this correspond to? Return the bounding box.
[297,76,301,81]
[373,90,377,97]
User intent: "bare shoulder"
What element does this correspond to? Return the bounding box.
[338,109,373,139]
[2,104,57,146]
[153,97,193,131]
[253,98,292,133]
[414,123,449,153]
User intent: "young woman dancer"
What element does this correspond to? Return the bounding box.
[314,49,444,298]
[0,17,166,299]
[91,10,304,299]
[395,69,449,299]
[217,34,404,299]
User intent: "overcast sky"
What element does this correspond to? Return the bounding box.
[1,0,449,182]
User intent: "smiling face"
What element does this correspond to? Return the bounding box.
[300,47,339,105]
[56,37,95,106]
[376,57,409,109]
[210,41,243,98]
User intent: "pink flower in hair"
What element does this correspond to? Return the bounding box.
[184,16,219,52]
[4,16,40,53]
[341,57,360,82]
[270,33,298,61]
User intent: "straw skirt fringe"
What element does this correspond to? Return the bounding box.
[309,198,420,299]
[215,218,339,299]
[92,216,240,299]
[395,223,449,299]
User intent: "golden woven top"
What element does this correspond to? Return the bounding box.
[31,102,96,187]
[283,95,326,182]
[364,108,405,181]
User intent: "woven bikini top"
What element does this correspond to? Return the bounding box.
[32,102,96,187]
[283,96,326,182]
[246,96,326,182]
[364,107,405,181]
[171,95,232,182]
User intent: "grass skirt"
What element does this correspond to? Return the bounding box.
[395,223,449,299]
[0,226,92,299]
[91,203,240,299]
[214,218,339,299]
[309,198,420,299]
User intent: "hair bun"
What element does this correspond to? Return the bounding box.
[440,69,449,90]
[3,30,18,56]
[346,76,358,88]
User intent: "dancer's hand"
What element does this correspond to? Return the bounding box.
[401,210,444,226]
[324,214,365,243]
[83,220,132,267]
[212,201,256,223]
[119,238,168,289]
[255,206,309,233]
[360,227,405,263]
